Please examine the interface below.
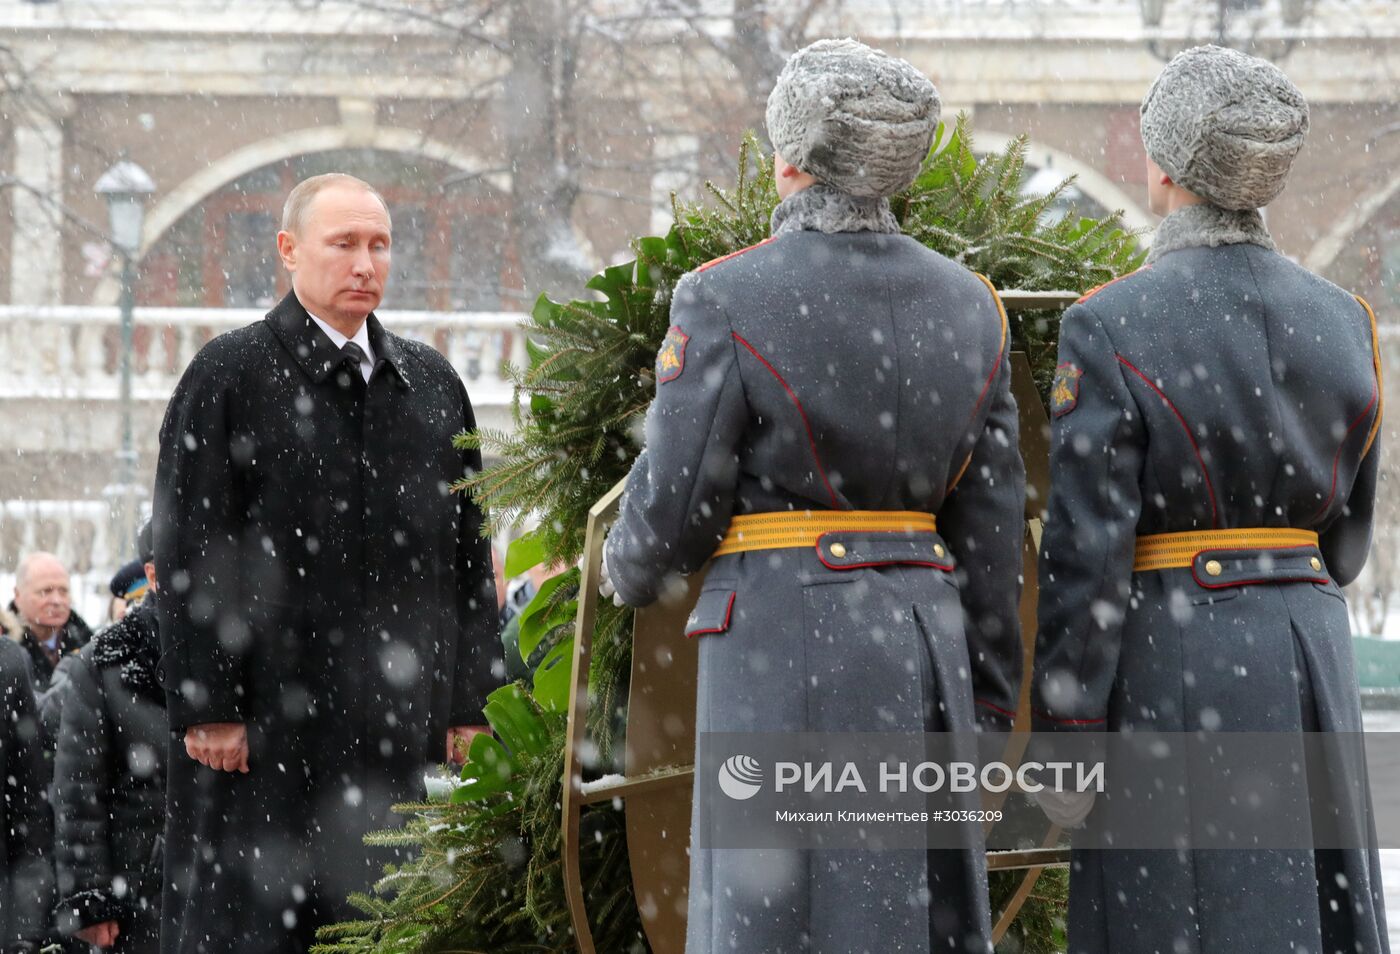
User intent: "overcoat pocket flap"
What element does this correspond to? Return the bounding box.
[1191,545,1330,589]
[684,588,735,638]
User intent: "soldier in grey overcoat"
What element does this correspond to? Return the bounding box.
[1032,46,1388,954]
[604,40,1025,954]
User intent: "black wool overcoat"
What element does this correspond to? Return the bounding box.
[153,291,499,953]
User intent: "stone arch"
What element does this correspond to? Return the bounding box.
[92,125,512,305]
[1304,175,1400,276]
[973,130,1156,234]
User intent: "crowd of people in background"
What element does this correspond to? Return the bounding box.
[0,529,556,953]
[1,528,164,953]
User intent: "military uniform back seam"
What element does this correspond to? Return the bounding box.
[731,332,842,510]
[1116,353,1220,528]
[976,698,1016,720]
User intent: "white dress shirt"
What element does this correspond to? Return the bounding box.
[308,311,375,383]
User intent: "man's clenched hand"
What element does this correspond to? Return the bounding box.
[185,722,250,773]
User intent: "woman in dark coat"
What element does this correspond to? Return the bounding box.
[52,592,165,952]
[604,40,1025,954]
[1032,45,1388,954]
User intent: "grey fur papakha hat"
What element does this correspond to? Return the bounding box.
[1140,44,1308,210]
[765,38,940,199]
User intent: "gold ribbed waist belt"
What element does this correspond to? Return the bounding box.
[1134,528,1320,573]
[714,510,938,557]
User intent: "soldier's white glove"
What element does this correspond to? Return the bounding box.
[597,548,625,607]
[1032,787,1096,830]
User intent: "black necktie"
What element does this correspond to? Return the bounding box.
[342,341,367,370]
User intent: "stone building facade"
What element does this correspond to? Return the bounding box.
[0,0,1395,598]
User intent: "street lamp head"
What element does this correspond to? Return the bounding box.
[95,160,155,255]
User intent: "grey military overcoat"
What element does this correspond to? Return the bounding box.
[1033,232,1387,954]
[606,217,1026,954]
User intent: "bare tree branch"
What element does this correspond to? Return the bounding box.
[0,174,114,247]
[323,0,514,53]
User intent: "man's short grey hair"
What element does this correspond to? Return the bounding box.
[15,551,65,589]
[280,173,392,235]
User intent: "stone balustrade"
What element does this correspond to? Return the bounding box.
[0,498,115,577]
[0,304,525,409]
[0,305,528,613]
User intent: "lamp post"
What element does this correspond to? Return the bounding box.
[95,160,155,559]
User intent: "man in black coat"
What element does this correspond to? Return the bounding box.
[153,173,500,952]
[0,636,53,953]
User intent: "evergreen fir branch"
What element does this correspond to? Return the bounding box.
[520,346,589,384]
[905,221,976,256]
[979,232,1086,264]
[363,829,434,849]
[1014,182,1074,226]
[991,135,1031,208]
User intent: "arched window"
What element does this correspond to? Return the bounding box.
[136,149,519,311]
